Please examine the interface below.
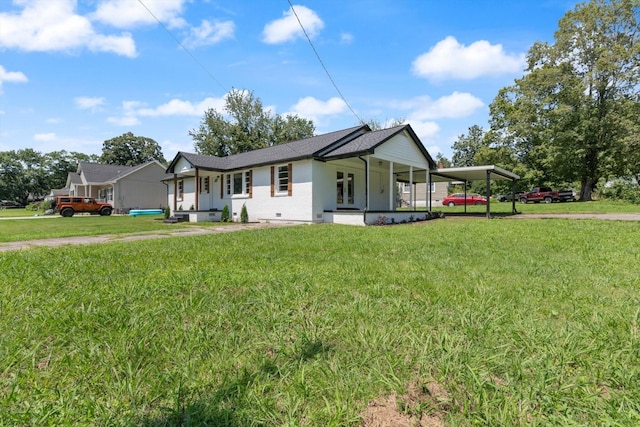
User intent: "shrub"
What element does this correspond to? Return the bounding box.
[598,180,640,204]
[240,203,248,223]
[164,207,170,219]
[221,204,230,222]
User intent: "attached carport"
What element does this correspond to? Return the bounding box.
[429,165,520,219]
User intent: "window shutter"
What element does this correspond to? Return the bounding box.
[270,166,275,197]
[220,174,223,198]
[248,170,253,198]
[287,163,292,196]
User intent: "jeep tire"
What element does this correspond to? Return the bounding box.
[61,208,74,217]
[100,207,112,216]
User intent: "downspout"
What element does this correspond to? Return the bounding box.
[358,156,369,222]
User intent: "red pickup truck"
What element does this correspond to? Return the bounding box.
[519,187,575,204]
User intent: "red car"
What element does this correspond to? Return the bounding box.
[442,193,487,206]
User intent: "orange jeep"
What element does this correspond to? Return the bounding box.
[53,196,113,217]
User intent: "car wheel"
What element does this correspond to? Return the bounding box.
[61,208,74,217]
[100,207,112,216]
[544,196,553,204]
[520,197,528,204]
[448,202,455,207]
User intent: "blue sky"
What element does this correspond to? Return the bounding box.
[0,0,576,161]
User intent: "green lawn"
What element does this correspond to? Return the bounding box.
[0,214,197,243]
[1,217,639,425]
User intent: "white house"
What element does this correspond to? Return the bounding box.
[165,124,438,225]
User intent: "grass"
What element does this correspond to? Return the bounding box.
[0,214,199,243]
[1,217,640,425]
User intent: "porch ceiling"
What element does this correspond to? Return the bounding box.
[430,165,519,182]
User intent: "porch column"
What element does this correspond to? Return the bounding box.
[409,166,414,211]
[486,170,491,219]
[388,161,394,210]
[195,168,199,210]
[366,155,370,210]
[173,174,177,212]
[425,171,430,212]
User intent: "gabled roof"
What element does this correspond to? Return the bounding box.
[77,160,170,184]
[78,162,135,183]
[167,124,435,173]
[167,125,370,173]
[320,124,436,168]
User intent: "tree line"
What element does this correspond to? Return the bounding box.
[448,0,639,201]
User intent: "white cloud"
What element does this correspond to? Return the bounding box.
[137,97,224,117]
[107,96,224,126]
[34,132,56,141]
[183,19,235,48]
[0,65,28,93]
[262,5,323,44]
[412,36,525,80]
[288,96,347,123]
[0,65,28,84]
[395,92,484,120]
[406,120,440,141]
[91,0,187,29]
[340,32,354,44]
[75,96,105,111]
[0,0,137,57]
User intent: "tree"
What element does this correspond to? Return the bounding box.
[190,89,315,156]
[100,132,166,166]
[434,153,451,168]
[365,118,406,131]
[451,125,486,167]
[488,0,640,200]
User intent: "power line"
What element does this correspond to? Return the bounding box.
[286,0,364,125]
[136,0,228,93]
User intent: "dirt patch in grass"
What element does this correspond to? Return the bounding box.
[361,380,450,427]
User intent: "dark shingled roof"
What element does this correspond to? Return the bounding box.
[167,124,436,172]
[78,162,135,183]
[68,172,82,185]
[322,125,436,167]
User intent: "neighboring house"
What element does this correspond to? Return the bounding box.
[165,124,438,225]
[399,181,449,207]
[66,160,169,211]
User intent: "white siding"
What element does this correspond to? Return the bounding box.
[374,132,430,169]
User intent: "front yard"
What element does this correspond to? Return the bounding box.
[1,213,639,425]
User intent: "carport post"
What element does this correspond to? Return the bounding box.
[511,181,517,214]
[486,170,491,219]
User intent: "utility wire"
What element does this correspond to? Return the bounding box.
[286,0,364,124]
[137,0,228,93]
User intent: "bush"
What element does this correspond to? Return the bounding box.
[240,203,248,223]
[598,180,640,204]
[221,204,230,222]
[164,207,170,219]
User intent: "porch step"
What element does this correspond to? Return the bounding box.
[164,214,188,224]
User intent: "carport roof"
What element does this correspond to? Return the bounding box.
[430,165,519,182]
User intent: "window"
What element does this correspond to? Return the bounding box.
[278,166,288,192]
[233,172,243,194]
[199,176,210,194]
[271,164,292,196]
[226,171,252,197]
[402,183,411,193]
[337,171,354,205]
[430,182,436,192]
